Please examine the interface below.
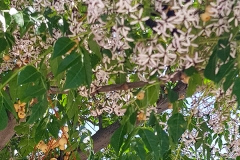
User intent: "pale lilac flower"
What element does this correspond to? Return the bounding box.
[130,8,149,30]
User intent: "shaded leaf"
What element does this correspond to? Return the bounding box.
[0,38,8,53]
[233,77,240,105]
[204,47,217,81]
[88,35,102,59]
[146,84,160,105]
[47,116,60,138]
[167,113,187,143]
[0,97,8,130]
[27,100,48,124]
[168,89,178,103]
[215,59,234,83]
[110,123,128,155]
[64,62,85,89]
[81,47,92,88]
[138,128,159,159]
[17,65,41,85]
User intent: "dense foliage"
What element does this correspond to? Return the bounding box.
[0,0,240,159]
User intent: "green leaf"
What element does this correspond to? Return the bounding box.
[184,66,197,76]
[187,73,202,97]
[47,116,60,138]
[134,139,147,160]
[64,62,85,89]
[110,123,128,155]
[156,124,169,157]
[217,39,230,62]
[81,47,92,88]
[0,100,8,130]
[17,65,41,85]
[167,89,178,103]
[88,35,102,59]
[12,12,24,27]
[204,47,217,81]
[56,51,81,75]
[5,32,15,49]
[1,91,16,117]
[27,99,48,124]
[52,37,76,59]
[146,84,160,105]
[167,113,187,143]
[0,38,8,53]
[215,60,234,83]
[223,69,237,92]
[35,118,47,142]
[120,128,139,155]
[233,77,240,105]
[138,128,159,159]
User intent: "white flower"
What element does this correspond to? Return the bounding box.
[0,14,6,32]
[130,8,149,30]
[9,8,18,15]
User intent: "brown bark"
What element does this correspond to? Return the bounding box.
[0,113,17,150]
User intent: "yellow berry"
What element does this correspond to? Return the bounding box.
[59,137,67,146]
[14,104,20,112]
[3,55,10,61]
[137,91,144,100]
[18,111,26,119]
[205,5,213,14]
[50,158,57,160]
[63,126,69,133]
[36,140,45,149]
[137,112,146,121]
[39,144,48,153]
[200,12,211,22]
[180,73,190,84]
[59,145,65,150]
[168,103,173,109]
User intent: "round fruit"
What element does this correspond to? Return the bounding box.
[40,144,48,153]
[63,126,69,132]
[36,140,45,149]
[200,12,211,22]
[50,158,57,160]
[137,112,146,121]
[14,104,20,112]
[59,145,65,150]
[3,55,10,61]
[137,91,144,100]
[18,111,26,119]
[59,137,67,146]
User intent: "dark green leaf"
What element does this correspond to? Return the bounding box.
[215,60,234,83]
[134,139,147,160]
[167,113,187,143]
[223,69,237,92]
[184,66,197,76]
[5,32,15,49]
[56,51,81,75]
[88,35,102,59]
[64,62,85,89]
[204,47,217,81]
[168,89,178,103]
[81,47,92,88]
[27,100,48,124]
[233,77,240,105]
[52,37,76,59]
[217,39,230,62]
[35,119,47,142]
[17,65,41,85]
[47,116,60,138]
[0,102,8,130]
[0,38,8,53]
[156,124,169,157]
[110,123,128,155]
[138,128,159,159]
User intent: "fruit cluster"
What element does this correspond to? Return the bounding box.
[36,126,70,159]
[200,5,213,22]
[14,100,26,119]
